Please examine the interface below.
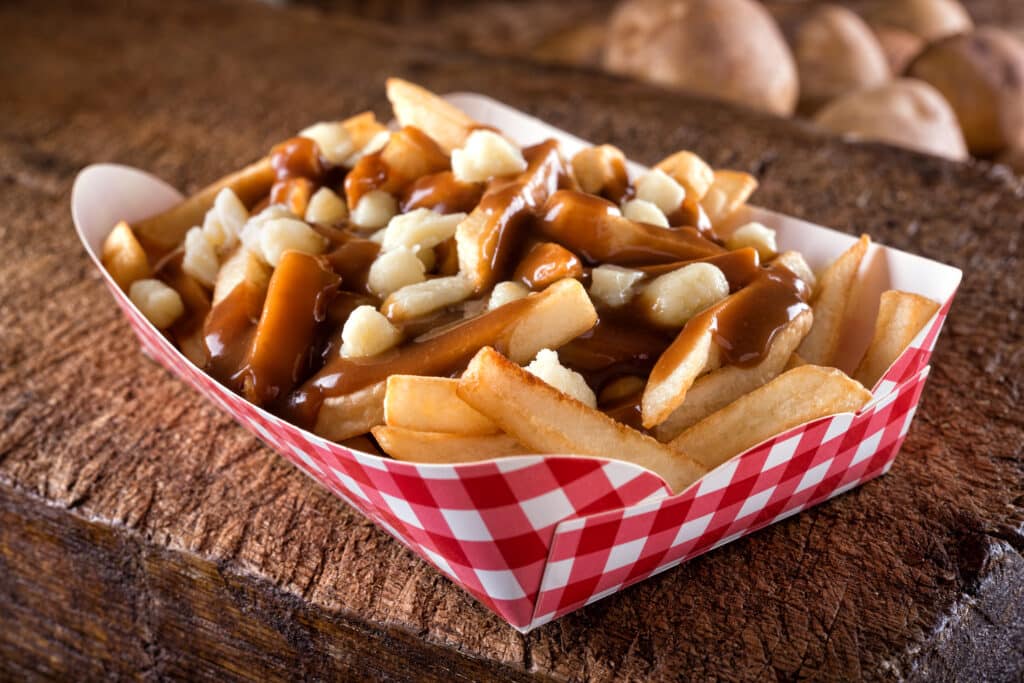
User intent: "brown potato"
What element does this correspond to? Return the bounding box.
[814,78,968,161]
[908,28,1024,156]
[792,5,891,114]
[870,23,926,74]
[604,0,799,116]
[865,0,973,42]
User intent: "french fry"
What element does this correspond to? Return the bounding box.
[456,140,565,291]
[315,381,387,442]
[538,190,725,266]
[797,235,870,366]
[243,252,340,406]
[641,312,722,429]
[372,426,527,463]
[135,111,382,254]
[655,150,715,201]
[101,220,151,290]
[700,170,758,226]
[386,78,477,154]
[212,246,270,306]
[133,157,275,254]
[670,365,872,469]
[458,347,706,493]
[654,309,813,442]
[342,111,388,151]
[853,290,940,389]
[306,278,597,440]
[384,376,499,435]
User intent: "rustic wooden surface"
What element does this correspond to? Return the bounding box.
[2,0,1023,680]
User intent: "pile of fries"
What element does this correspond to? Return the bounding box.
[103,79,940,494]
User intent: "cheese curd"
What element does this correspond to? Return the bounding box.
[129,279,185,329]
[305,187,348,225]
[182,226,220,287]
[382,274,475,321]
[621,198,669,227]
[524,348,597,408]
[726,222,778,260]
[381,208,466,252]
[259,217,327,267]
[240,204,294,259]
[639,262,729,327]
[487,281,530,310]
[201,188,248,253]
[300,121,355,166]
[634,168,686,215]
[589,264,645,307]
[367,247,426,297]
[340,305,401,358]
[451,130,527,183]
[351,190,398,229]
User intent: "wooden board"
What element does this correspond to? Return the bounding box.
[1,1,1022,680]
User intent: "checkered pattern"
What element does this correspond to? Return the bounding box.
[101,267,953,631]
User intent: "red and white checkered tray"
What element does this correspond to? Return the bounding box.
[71,94,962,631]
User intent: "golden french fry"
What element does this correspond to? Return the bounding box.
[700,170,758,225]
[386,78,477,153]
[372,426,527,463]
[458,347,706,493]
[342,111,388,151]
[538,190,724,267]
[797,234,870,366]
[854,290,940,389]
[133,157,275,254]
[306,278,597,440]
[456,140,565,291]
[243,252,340,406]
[655,150,715,201]
[212,246,270,306]
[315,381,387,442]
[670,365,872,469]
[785,352,808,370]
[641,312,722,429]
[654,309,813,441]
[101,220,151,290]
[384,376,499,435]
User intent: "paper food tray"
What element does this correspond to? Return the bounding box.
[71,93,962,632]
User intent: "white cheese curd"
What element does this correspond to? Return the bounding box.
[524,348,597,408]
[305,187,348,225]
[634,168,686,215]
[621,198,669,227]
[451,130,527,183]
[129,279,185,329]
[639,262,730,327]
[367,247,426,297]
[351,190,398,229]
[340,305,401,358]
[726,222,778,260]
[259,218,327,267]
[589,264,645,308]
[300,121,355,166]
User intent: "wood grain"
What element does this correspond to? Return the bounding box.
[1,1,1023,680]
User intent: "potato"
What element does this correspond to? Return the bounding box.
[814,78,968,161]
[908,28,1024,156]
[870,23,926,74]
[604,0,799,116]
[792,5,891,114]
[865,0,973,42]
